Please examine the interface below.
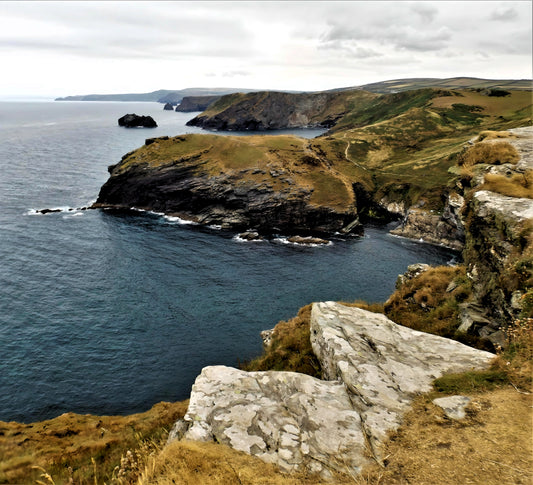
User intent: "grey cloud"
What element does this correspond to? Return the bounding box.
[489,6,518,21]
[321,21,451,53]
[318,40,383,58]
[393,27,452,52]
[0,2,255,60]
[411,3,438,23]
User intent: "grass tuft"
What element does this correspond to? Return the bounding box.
[241,304,322,378]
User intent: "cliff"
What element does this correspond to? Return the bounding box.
[93,134,362,236]
[175,95,221,112]
[186,90,378,131]
[169,302,494,477]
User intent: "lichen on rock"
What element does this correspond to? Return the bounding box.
[170,302,495,477]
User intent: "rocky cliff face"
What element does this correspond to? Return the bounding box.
[175,95,221,112]
[93,134,362,236]
[186,90,374,131]
[389,192,465,250]
[169,302,494,477]
[463,190,533,327]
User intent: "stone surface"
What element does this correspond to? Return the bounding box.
[171,302,495,476]
[433,395,471,420]
[287,235,329,245]
[310,302,494,452]
[395,263,430,289]
[180,366,368,477]
[464,189,533,327]
[163,103,174,110]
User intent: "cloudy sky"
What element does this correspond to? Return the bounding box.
[0,1,531,98]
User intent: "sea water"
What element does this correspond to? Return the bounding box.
[0,101,456,422]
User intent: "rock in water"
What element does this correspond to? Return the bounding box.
[118,113,157,128]
[170,302,494,477]
[163,103,174,110]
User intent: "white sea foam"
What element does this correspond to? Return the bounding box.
[272,237,332,247]
[233,235,264,243]
[26,206,73,215]
[164,215,198,225]
[63,212,84,219]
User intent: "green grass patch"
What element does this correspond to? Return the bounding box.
[433,370,509,394]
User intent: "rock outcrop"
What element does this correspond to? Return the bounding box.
[390,192,465,250]
[463,190,533,327]
[92,134,362,236]
[118,113,157,128]
[176,95,221,112]
[186,90,375,131]
[163,103,174,110]
[169,302,494,477]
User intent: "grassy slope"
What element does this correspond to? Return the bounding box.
[117,87,532,214]
[6,87,532,484]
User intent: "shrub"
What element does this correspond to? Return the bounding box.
[457,141,520,168]
[384,265,476,342]
[241,304,322,378]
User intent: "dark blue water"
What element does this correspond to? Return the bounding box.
[0,101,456,423]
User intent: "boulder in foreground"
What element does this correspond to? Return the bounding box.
[170,302,494,477]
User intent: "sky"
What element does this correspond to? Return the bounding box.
[0,1,531,99]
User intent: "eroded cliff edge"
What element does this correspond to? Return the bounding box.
[93,134,363,236]
[168,302,494,477]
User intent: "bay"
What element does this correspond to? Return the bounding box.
[0,101,456,422]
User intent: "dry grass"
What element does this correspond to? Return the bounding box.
[241,304,322,377]
[137,440,354,485]
[360,388,532,485]
[0,401,188,484]
[479,170,533,199]
[476,130,517,142]
[384,265,475,342]
[457,141,520,168]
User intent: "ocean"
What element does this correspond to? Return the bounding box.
[0,101,457,423]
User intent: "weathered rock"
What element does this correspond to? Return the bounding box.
[238,231,263,241]
[395,263,430,289]
[171,302,495,476]
[163,103,174,111]
[390,201,464,251]
[287,235,329,245]
[457,303,493,334]
[464,190,533,326]
[178,366,368,477]
[310,302,494,453]
[260,329,275,349]
[176,95,221,112]
[433,395,471,420]
[118,113,157,128]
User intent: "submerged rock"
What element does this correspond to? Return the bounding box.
[170,302,494,476]
[118,113,157,128]
[287,235,329,245]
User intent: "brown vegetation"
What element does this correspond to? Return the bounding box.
[383,266,475,342]
[241,304,322,378]
[457,141,520,168]
[479,170,533,199]
[0,401,188,484]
